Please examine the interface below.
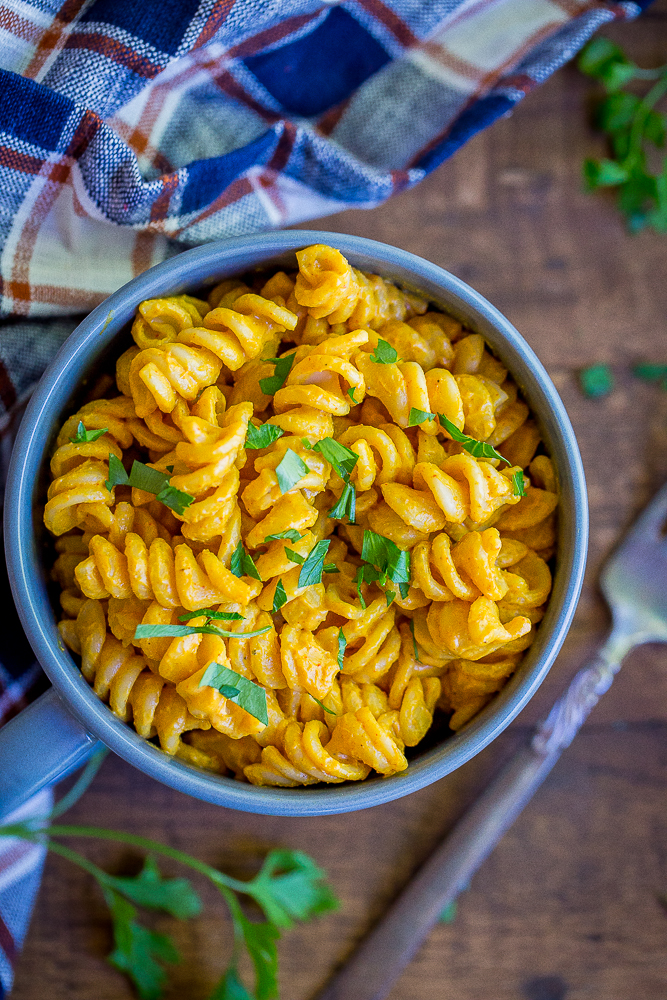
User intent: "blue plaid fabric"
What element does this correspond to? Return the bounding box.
[0,0,650,992]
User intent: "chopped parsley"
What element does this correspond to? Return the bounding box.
[328,482,356,523]
[70,421,108,444]
[105,456,194,514]
[312,438,358,480]
[408,408,435,426]
[337,628,347,670]
[199,662,268,725]
[512,470,527,497]
[298,540,331,588]
[438,414,509,465]
[409,619,420,662]
[284,548,305,565]
[356,529,411,604]
[275,448,308,493]
[245,421,284,450]
[259,353,296,395]
[134,621,271,640]
[272,579,288,613]
[230,540,261,581]
[370,338,398,364]
[264,529,302,544]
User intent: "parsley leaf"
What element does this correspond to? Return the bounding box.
[259,354,295,395]
[439,414,509,465]
[246,422,284,450]
[209,967,254,1000]
[347,387,357,404]
[275,448,308,493]
[284,547,305,564]
[245,849,339,929]
[107,856,201,920]
[354,563,381,609]
[408,407,435,426]
[107,456,195,514]
[323,563,339,573]
[578,363,614,398]
[134,623,271,640]
[237,912,279,1000]
[154,485,194,516]
[178,609,243,622]
[370,338,398,364]
[105,888,178,1000]
[230,540,261,581]
[273,579,288,613]
[128,461,170,495]
[337,628,346,671]
[199,662,269,725]
[633,362,667,390]
[328,482,356,523]
[512,471,527,497]
[70,421,108,444]
[361,529,410,598]
[312,437,358,480]
[298,540,331,588]
[385,589,396,607]
[264,529,302,543]
[106,453,129,491]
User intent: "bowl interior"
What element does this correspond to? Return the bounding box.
[5,232,588,815]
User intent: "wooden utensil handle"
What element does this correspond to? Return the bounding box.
[314,744,561,1000]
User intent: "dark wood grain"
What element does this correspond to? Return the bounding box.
[11,7,667,999]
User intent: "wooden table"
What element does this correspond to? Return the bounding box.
[12,7,667,999]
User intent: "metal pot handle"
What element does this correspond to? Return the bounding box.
[0,688,100,818]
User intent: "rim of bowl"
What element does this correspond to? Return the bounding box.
[5,231,588,816]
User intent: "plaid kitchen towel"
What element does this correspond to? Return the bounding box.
[0,0,651,991]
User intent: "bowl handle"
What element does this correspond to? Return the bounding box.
[0,688,100,818]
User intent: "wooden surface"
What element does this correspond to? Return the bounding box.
[12,8,667,999]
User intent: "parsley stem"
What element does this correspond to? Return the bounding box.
[626,70,667,170]
[38,838,119,888]
[2,823,252,894]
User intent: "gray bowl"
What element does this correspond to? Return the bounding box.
[0,231,587,818]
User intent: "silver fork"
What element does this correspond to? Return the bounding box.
[315,482,667,1000]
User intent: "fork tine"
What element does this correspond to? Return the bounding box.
[621,480,667,541]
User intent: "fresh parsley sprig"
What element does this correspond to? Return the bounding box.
[578,37,667,233]
[106,456,194,515]
[70,421,109,444]
[0,751,338,1000]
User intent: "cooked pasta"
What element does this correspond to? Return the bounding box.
[45,243,558,784]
